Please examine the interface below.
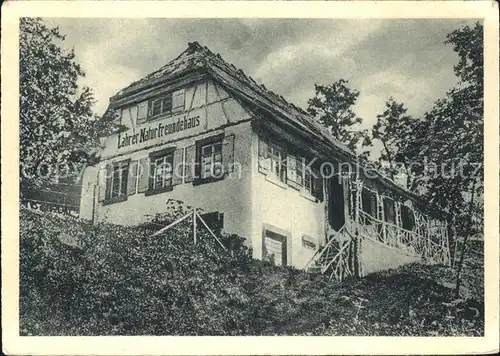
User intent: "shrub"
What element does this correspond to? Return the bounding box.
[19,207,484,336]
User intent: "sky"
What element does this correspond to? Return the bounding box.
[44,18,476,131]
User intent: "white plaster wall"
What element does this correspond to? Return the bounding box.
[79,166,97,221]
[80,78,254,240]
[92,121,253,240]
[360,238,422,275]
[250,132,326,269]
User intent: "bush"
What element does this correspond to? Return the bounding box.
[19,207,484,336]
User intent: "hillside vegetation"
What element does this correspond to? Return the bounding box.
[20,208,484,336]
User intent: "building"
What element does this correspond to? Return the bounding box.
[80,42,451,278]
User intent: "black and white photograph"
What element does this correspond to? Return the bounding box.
[2,1,499,355]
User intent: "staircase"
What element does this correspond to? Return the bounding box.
[305,225,354,281]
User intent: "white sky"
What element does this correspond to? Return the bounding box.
[44,18,475,131]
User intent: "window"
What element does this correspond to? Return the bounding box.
[361,188,376,224]
[147,148,175,195]
[150,94,173,118]
[193,134,226,185]
[148,90,185,119]
[258,137,323,201]
[401,205,415,231]
[201,141,223,179]
[153,154,173,189]
[263,229,288,266]
[101,160,130,204]
[162,96,173,114]
[268,142,287,182]
[152,98,162,116]
[293,156,319,198]
[383,197,396,224]
[111,162,128,198]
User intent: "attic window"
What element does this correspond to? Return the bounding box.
[151,96,172,117]
[149,90,185,119]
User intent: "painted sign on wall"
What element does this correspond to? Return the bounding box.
[118,114,201,148]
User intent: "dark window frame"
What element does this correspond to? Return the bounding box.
[103,159,130,205]
[383,197,396,224]
[148,93,173,120]
[401,204,415,231]
[361,187,376,224]
[145,147,176,196]
[193,133,225,186]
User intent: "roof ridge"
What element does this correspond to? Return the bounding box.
[187,41,309,117]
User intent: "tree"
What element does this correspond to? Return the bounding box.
[307,79,367,152]
[401,22,483,297]
[416,22,483,222]
[364,97,416,183]
[19,18,120,193]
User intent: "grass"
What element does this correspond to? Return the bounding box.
[19,207,484,336]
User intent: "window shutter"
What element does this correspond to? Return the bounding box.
[137,102,148,124]
[313,171,324,201]
[172,89,185,113]
[127,160,138,195]
[148,158,155,191]
[222,134,235,174]
[137,156,150,193]
[147,99,152,118]
[184,144,196,183]
[287,155,300,189]
[172,148,184,186]
[258,137,269,173]
[98,164,109,202]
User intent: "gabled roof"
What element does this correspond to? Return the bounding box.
[110,41,428,206]
[112,42,355,156]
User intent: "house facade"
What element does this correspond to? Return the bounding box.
[80,42,451,278]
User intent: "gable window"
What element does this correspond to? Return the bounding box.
[148,89,185,120]
[151,95,172,118]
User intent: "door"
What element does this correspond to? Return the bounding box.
[263,230,287,266]
[328,177,345,231]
